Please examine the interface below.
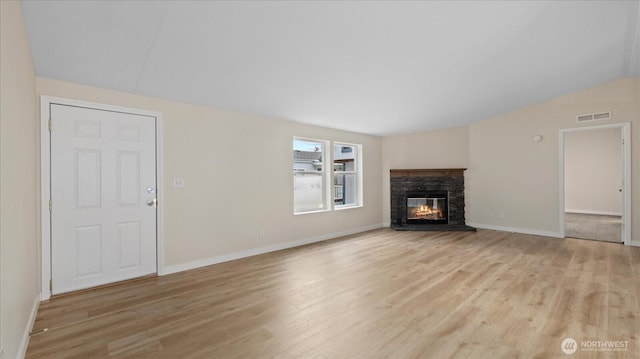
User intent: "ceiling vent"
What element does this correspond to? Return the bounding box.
[576,111,611,123]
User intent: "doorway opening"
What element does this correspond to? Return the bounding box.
[560,123,630,244]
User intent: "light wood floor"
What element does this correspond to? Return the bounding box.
[27,229,640,358]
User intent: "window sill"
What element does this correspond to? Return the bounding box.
[294,208,331,216]
[334,204,363,211]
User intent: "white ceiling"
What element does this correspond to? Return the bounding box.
[21,1,640,136]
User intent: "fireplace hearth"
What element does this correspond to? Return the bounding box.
[390,169,475,232]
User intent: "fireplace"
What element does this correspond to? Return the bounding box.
[390,169,475,231]
[406,191,448,224]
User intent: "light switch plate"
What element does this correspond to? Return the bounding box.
[173,177,185,188]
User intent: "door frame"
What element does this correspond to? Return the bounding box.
[40,96,165,301]
[559,122,631,245]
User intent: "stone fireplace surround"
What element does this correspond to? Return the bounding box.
[390,168,475,231]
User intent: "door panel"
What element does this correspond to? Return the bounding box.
[75,225,102,277]
[117,151,141,206]
[51,104,157,294]
[76,149,102,207]
[118,221,142,269]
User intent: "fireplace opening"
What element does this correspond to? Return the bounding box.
[406,191,448,224]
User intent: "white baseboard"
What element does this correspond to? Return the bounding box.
[162,223,384,275]
[17,293,40,359]
[565,209,622,216]
[466,222,563,239]
[631,240,640,248]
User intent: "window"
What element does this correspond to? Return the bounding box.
[293,138,329,214]
[293,138,362,214]
[333,143,362,208]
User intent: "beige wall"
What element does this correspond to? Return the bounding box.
[466,78,639,239]
[564,128,622,215]
[381,126,470,225]
[37,77,384,271]
[0,1,40,358]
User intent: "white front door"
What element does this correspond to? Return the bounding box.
[50,104,157,295]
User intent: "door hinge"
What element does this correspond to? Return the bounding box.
[49,199,52,211]
[49,279,52,291]
[48,119,52,131]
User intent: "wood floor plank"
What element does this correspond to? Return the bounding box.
[26,229,640,358]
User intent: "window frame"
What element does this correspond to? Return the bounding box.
[293,137,363,215]
[293,137,331,215]
[332,142,363,210]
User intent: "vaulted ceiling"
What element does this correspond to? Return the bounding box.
[21,1,640,136]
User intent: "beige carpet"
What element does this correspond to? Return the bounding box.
[564,212,622,243]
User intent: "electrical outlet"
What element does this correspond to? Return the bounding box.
[172,177,185,188]
[258,228,266,239]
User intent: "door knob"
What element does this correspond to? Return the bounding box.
[146,198,157,207]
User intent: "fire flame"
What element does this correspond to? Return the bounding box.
[413,205,443,219]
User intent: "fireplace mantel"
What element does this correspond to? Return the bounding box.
[390,168,466,178]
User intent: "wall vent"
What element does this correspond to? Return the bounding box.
[576,111,611,123]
